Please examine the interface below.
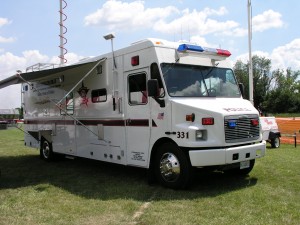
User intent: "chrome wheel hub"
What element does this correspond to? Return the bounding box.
[159,153,180,182]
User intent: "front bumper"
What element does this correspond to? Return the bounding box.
[188,141,266,167]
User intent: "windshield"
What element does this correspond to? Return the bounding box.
[161,63,241,97]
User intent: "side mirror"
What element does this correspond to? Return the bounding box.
[239,83,244,98]
[148,79,159,97]
[147,79,165,108]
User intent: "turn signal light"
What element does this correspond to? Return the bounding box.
[186,113,195,122]
[251,119,259,126]
[202,117,214,125]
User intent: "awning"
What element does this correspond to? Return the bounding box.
[0,58,104,89]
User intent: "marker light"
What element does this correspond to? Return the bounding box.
[202,117,214,125]
[131,56,139,66]
[228,120,237,128]
[251,119,259,126]
[186,113,195,122]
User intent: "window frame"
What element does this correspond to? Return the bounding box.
[128,72,148,105]
[91,88,107,103]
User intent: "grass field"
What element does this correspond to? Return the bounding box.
[0,127,300,225]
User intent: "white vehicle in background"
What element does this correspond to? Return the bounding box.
[260,117,281,148]
[0,38,266,189]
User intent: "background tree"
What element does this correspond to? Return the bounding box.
[233,55,273,110]
[264,68,300,113]
[234,55,300,114]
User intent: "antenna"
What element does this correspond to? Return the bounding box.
[59,0,68,65]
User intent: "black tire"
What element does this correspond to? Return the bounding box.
[40,138,55,162]
[225,159,255,176]
[271,137,280,148]
[154,142,192,189]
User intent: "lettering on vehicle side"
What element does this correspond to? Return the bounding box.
[131,152,145,161]
[223,108,252,112]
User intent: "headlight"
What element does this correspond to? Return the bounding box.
[196,130,206,140]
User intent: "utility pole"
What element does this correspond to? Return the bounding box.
[248,0,254,105]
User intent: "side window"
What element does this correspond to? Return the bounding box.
[91,88,107,103]
[128,73,147,105]
[151,63,165,97]
[61,92,74,115]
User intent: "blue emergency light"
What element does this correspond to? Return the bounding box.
[228,120,237,128]
[177,44,204,52]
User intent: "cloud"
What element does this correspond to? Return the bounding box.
[84,2,284,39]
[0,17,11,27]
[84,0,178,30]
[153,7,239,36]
[0,51,49,76]
[0,50,84,109]
[83,2,283,39]
[252,10,284,32]
[0,36,15,43]
[234,39,300,71]
[220,9,284,37]
[271,39,300,70]
[49,52,86,65]
[222,27,248,37]
[0,50,49,109]
[0,17,15,43]
[189,36,210,46]
[84,1,238,36]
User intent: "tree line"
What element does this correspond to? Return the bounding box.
[233,55,300,115]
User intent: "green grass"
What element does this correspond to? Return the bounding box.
[1,127,300,225]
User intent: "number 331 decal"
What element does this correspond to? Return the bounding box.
[177,131,189,139]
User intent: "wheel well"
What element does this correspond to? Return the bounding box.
[149,137,177,169]
[40,130,52,143]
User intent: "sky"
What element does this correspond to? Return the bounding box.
[0,0,300,109]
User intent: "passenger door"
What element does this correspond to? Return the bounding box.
[125,70,151,167]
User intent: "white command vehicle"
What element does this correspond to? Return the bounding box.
[0,38,266,189]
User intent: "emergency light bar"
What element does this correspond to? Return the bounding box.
[177,44,231,57]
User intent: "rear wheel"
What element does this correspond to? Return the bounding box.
[40,138,55,161]
[271,137,280,148]
[154,142,192,189]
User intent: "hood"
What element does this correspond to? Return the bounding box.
[171,97,258,116]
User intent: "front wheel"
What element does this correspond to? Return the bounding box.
[40,138,55,162]
[154,142,192,189]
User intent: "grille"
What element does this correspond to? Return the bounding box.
[224,115,260,143]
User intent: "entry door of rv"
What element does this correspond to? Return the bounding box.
[125,71,150,167]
